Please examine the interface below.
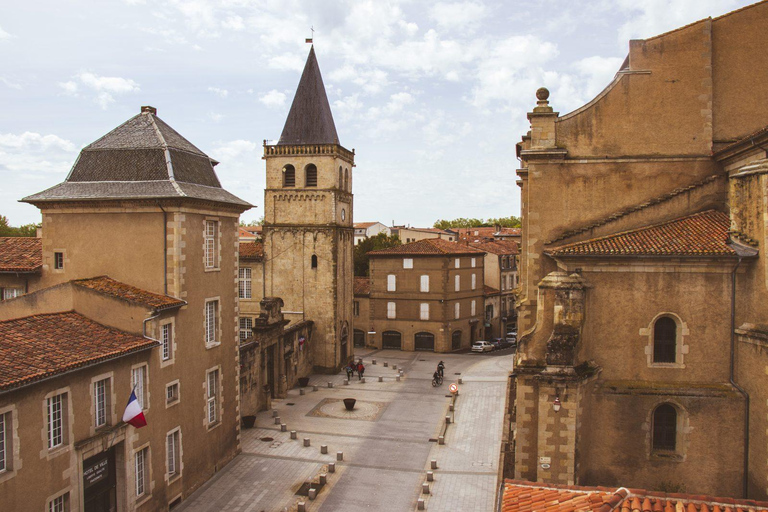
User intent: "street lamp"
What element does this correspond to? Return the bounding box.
[553,395,562,413]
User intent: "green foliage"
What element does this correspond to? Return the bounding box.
[433,216,521,230]
[239,216,264,227]
[0,215,40,237]
[354,232,401,276]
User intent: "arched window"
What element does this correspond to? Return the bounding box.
[311,254,318,269]
[338,166,343,189]
[652,404,677,451]
[653,317,676,363]
[282,165,295,187]
[344,168,349,190]
[305,164,318,187]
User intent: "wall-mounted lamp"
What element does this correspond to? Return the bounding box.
[553,395,562,413]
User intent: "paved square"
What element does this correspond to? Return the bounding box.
[307,398,389,421]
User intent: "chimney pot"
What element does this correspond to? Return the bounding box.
[141,106,157,115]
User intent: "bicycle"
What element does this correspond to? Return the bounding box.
[431,375,443,387]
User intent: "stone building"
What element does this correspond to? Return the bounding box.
[364,238,486,352]
[390,226,456,243]
[513,1,768,499]
[0,106,250,510]
[353,221,390,245]
[467,239,519,338]
[262,46,355,372]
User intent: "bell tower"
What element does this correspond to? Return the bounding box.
[263,46,355,372]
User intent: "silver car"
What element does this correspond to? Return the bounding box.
[471,341,494,353]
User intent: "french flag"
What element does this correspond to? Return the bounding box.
[122,390,147,428]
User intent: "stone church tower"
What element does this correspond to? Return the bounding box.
[263,46,355,372]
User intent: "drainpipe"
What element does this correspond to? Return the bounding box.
[143,313,161,343]
[156,202,168,295]
[730,255,749,498]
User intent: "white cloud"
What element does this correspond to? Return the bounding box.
[58,72,140,109]
[259,90,287,108]
[222,15,244,31]
[0,77,22,90]
[0,25,12,40]
[0,132,76,152]
[58,81,79,95]
[572,56,624,98]
[268,53,306,72]
[208,86,229,98]
[430,1,489,32]
[615,0,740,43]
[209,112,224,122]
[211,139,258,160]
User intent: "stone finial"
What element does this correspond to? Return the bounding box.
[536,87,550,101]
[533,87,553,113]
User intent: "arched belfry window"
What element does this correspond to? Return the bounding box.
[344,168,349,190]
[338,166,343,189]
[653,317,677,363]
[311,254,318,269]
[305,164,318,187]
[282,165,295,187]
[652,403,677,451]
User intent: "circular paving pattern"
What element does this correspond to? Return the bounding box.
[307,398,387,422]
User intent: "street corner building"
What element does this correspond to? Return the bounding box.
[512,0,768,499]
[0,106,250,511]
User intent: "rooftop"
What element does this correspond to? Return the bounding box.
[368,238,486,257]
[354,277,371,296]
[354,222,379,229]
[502,480,768,512]
[0,311,156,392]
[455,227,521,241]
[547,210,737,258]
[239,241,265,261]
[0,237,42,273]
[73,276,186,311]
[468,239,519,255]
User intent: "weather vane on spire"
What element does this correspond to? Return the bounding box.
[305,26,314,44]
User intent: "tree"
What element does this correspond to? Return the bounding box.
[354,232,401,276]
[239,216,264,227]
[433,216,521,230]
[0,215,40,237]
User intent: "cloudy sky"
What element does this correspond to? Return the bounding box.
[0,0,754,227]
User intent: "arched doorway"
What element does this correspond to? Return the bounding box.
[353,329,366,348]
[414,332,435,351]
[340,323,349,362]
[451,330,462,351]
[382,330,402,350]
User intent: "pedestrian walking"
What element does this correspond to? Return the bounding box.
[345,364,353,381]
[357,361,365,380]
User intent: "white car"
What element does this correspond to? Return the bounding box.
[471,341,494,353]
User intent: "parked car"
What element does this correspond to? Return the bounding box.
[471,341,494,353]
[490,339,503,350]
[499,339,515,349]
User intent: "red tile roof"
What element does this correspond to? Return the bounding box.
[354,277,370,296]
[238,227,257,239]
[468,239,519,255]
[0,311,156,392]
[241,225,263,234]
[239,241,264,260]
[547,210,736,257]
[455,227,521,242]
[354,222,378,229]
[0,237,42,272]
[368,238,486,257]
[503,480,768,512]
[73,276,186,311]
[484,285,500,295]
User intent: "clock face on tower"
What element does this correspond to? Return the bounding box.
[341,208,346,221]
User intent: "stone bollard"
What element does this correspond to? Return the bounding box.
[272,409,278,417]
[304,438,311,447]
[344,379,349,386]
[321,445,328,454]
[300,388,306,396]
[274,417,281,425]
[396,375,400,382]
[399,369,404,374]
[427,471,434,482]
[458,378,463,384]
[418,498,425,510]
[308,488,317,500]
[281,424,287,432]
[372,359,377,365]
[422,483,430,495]
[449,404,454,412]
[384,362,388,367]
[313,385,318,392]
[445,416,451,425]
[291,430,297,440]
[328,462,335,473]
[298,502,306,512]
[393,364,397,370]
[378,376,383,382]
[438,436,445,445]
[328,382,333,388]
[337,451,344,461]
[431,459,438,470]
[319,474,327,485]
[361,377,366,383]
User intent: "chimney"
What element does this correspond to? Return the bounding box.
[141,106,157,115]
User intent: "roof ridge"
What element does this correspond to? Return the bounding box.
[547,174,723,245]
[149,114,175,181]
[0,309,78,324]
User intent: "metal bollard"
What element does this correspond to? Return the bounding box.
[427,471,434,482]
[319,474,327,485]
[337,451,344,461]
[298,502,306,512]
[384,362,388,367]
[438,436,445,445]
[328,382,333,388]
[422,483,430,495]
[378,376,383,382]
[291,430,297,440]
[431,459,438,470]
[300,388,306,395]
[272,409,278,417]
[418,498,425,510]
[321,445,328,454]
[274,417,281,425]
[313,385,318,392]
[304,438,311,447]
[308,488,317,500]
[281,424,287,432]
[328,462,335,473]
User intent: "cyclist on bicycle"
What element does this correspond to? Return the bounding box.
[432,370,442,386]
[437,361,445,378]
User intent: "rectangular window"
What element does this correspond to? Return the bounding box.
[0,411,10,472]
[486,305,494,322]
[471,257,476,268]
[471,274,477,290]
[2,287,23,300]
[54,252,64,270]
[454,258,460,268]
[238,267,252,299]
[135,447,148,497]
[471,300,476,316]
[94,378,109,428]
[167,429,180,477]
[166,382,180,405]
[205,300,219,345]
[162,323,173,361]
[387,301,396,319]
[47,394,65,449]
[207,369,220,426]
[455,275,460,291]
[420,303,429,320]
[403,258,413,269]
[49,493,68,512]
[132,366,146,410]
[204,220,219,269]
[239,317,253,341]
[387,274,396,292]
[420,275,429,293]
[353,301,360,317]
[454,302,460,320]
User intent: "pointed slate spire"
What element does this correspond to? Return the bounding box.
[278,46,340,145]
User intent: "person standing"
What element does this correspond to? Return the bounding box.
[357,361,365,380]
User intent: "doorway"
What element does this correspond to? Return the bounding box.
[382,330,402,350]
[83,447,116,512]
[353,329,366,348]
[414,332,435,351]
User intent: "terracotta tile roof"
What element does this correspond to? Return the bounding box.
[0,311,156,392]
[354,222,377,229]
[547,210,736,258]
[239,227,257,239]
[73,276,186,311]
[0,237,42,272]
[503,480,768,512]
[468,240,519,255]
[241,225,263,235]
[368,238,486,257]
[394,227,454,235]
[455,227,521,242]
[484,285,500,295]
[354,277,370,296]
[239,241,264,261]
